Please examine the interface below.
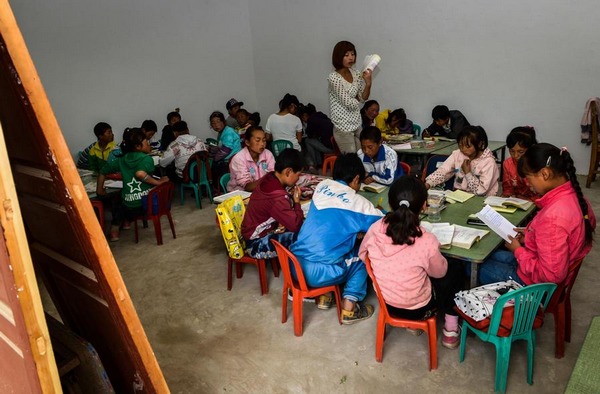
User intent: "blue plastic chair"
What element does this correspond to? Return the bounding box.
[271,139,293,157]
[421,154,454,190]
[180,151,213,208]
[412,123,422,137]
[459,283,557,393]
[220,173,231,193]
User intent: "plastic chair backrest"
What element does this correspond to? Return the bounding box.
[206,137,218,146]
[144,182,174,217]
[422,154,453,190]
[487,283,556,338]
[364,256,391,316]
[215,195,247,259]
[271,240,309,292]
[220,173,231,193]
[322,155,337,176]
[399,161,411,176]
[330,136,342,156]
[412,123,422,137]
[182,151,212,184]
[272,140,293,157]
[550,258,584,307]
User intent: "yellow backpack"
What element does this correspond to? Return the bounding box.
[215,195,246,259]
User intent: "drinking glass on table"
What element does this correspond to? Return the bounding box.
[427,193,444,222]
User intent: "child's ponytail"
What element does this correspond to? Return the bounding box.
[562,150,594,245]
[384,176,428,245]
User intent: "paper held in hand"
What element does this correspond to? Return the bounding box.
[476,205,518,242]
[362,54,381,72]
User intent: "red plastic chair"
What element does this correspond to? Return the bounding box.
[321,155,337,176]
[91,200,105,231]
[330,136,342,156]
[133,182,176,245]
[399,161,411,176]
[545,258,584,358]
[364,256,438,370]
[271,240,342,336]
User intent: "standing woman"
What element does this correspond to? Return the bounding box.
[328,41,373,153]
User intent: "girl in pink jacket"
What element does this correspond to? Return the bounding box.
[478,143,596,285]
[359,176,464,349]
[425,125,499,196]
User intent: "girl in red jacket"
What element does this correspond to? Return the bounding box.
[502,126,538,200]
[478,143,596,285]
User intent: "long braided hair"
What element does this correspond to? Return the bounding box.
[517,143,594,245]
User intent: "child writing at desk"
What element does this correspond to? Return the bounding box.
[425,125,499,196]
[359,176,464,348]
[477,143,596,285]
[358,126,403,186]
[502,126,538,200]
[96,128,169,242]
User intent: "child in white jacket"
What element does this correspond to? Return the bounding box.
[425,125,499,196]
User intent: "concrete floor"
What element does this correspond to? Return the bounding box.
[105,177,600,393]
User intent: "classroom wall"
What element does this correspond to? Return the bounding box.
[10,0,600,172]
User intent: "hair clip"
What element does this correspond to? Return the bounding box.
[399,200,410,208]
[545,156,552,167]
[559,146,568,155]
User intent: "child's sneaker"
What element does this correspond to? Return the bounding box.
[121,221,131,230]
[442,327,461,349]
[287,290,314,303]
[341,302,374,325]
[317,294,336,310]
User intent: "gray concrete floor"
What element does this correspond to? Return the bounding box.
[106,177,600,393]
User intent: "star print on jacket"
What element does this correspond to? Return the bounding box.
[127,177,142,193]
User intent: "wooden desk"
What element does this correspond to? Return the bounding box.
[359,190,535,288]
[566,316,600,393]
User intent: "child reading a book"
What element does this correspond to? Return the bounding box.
[425,125,499,196]
[358,126,403,186]
[291,153,383,324]
[359,176,464,348]
[241,148,305,259]
[477,143,596,285]
[502,126,538,200]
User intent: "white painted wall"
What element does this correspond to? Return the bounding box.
[10,0,600,172]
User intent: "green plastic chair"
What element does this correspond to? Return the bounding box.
[459,283,557,393]
[180,151,213,208]
[271,139,293,157]
[412,123,422,137]
[220,173,231,193]
[206,137,218,146]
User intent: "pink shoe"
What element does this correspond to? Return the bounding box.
[442,327,461,349]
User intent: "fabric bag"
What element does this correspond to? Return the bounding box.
[209,144,232,162]
[454,280,522,322]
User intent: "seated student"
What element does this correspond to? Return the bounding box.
[141,119,161,150]
[423,105,470,139]
[298,103,334,172]
[291,153,384,324]
[209,111,242,190]
[159,120,207,180]
[359,176,464,348]
[96,128,169,241]
[235,109,254,138]
[88,122,116,173]
[241,148,305,259]
[160,109,181,151]
[476,143,596,285]
[225,98,244,129]
[425,125,499,196]
[265,93,303,149]
[375,108,414,135]
[76,142,95,170]
[502,126,538,200]
[361,100,380,130]
[357,126,403,186]
[227,126,275,192]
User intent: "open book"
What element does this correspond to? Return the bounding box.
[362,54,381,72]
[213,190,252,204]
[483,196,533,212]
[476,205,518,242]
[421,222,455,249]
[360,183,386,193]
[452,225,490,249]
[445,189,475,203]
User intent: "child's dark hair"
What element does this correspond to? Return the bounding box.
[279,93,300,111]
[93,122,111,138]
[167,108,181,123]
[244,126,265,141]
[389,108,408,128]
[506,126,537,149]
[518,143,594,244]
[209,111,226,123]
[333,153,366,184]
[141,119,157,132]
[360,126,382,143]
[457,125,488,152]
[299,103,317,118]
[249,112,261,126]
[274,148,305,173]
[432,105,450,121]
[172,121,188,133]
[384,176,428,245]
[120,128,146,154]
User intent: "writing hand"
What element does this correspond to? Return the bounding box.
[364,176,374,185]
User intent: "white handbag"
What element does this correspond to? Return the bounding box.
[454,280,522,322]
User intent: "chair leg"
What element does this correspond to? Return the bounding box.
[281,285,289,323]
[459,322,468,362]
[426,318,438,370]
[555,304,566,359]
[271,258,280,278]
[292,291,304,336]
[375,315,385,362]
[227,258,233,290]
[193,186,201,209]
[334,287,343,325]
[134,219,139,243]
[152,217,163,245]
[258,259,268,295]
[180,184,185,205]
[565,298,573,342]
[167,213,176,239]
[494,341,511,394]
[527,333,535,385]
[236,262,244,278]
